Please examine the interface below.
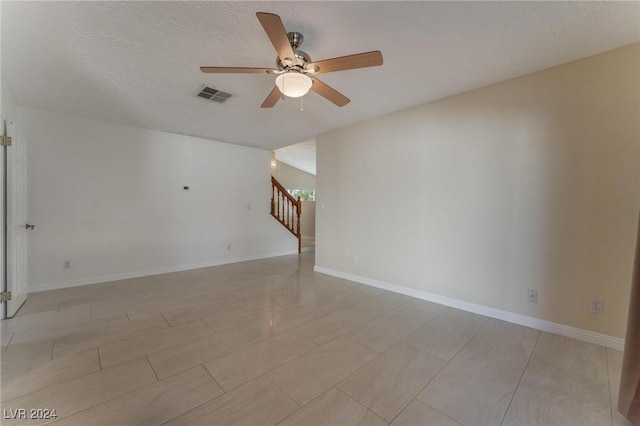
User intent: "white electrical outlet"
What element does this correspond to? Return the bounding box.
[227,244,231,251]
[63,260,71,270]
[353,256,359,265]
[590,299,604,314]
[527,289,538,303]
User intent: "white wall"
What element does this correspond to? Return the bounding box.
[21,107,298,292]
[316,44,640,339]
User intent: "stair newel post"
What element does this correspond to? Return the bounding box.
[270,181,275,216]
[296,197,302,253]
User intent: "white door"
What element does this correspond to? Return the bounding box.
[5,117,28,317]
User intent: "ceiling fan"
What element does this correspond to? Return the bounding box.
[200,12,383,108]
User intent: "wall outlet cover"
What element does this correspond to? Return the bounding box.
[590,300,604,314]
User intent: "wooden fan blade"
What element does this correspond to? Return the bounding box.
[256,12,296,64]
[261,86,282,108]
[308,51,383,74]
[200,67,277,74]
[310,77,350,107]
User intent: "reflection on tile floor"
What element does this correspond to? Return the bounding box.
[0,253,631,425]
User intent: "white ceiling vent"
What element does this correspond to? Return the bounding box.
[197,86,232,103]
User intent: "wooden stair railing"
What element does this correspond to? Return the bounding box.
[271,176,302,253]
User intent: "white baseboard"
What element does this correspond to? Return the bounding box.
[29,250,299,293]
[314,265,625,351]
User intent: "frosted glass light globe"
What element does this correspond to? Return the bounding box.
[275,73,313,98]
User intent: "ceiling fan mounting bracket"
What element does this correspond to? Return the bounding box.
[287,32,304,49]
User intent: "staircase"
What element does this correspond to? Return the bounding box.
[271,176,302,253]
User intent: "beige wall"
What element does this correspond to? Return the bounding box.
[274,160,316,190]
[301,201,316,237]
[316,44,640,338]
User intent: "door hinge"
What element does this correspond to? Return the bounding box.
[0,136,11,146]
[0,292,12,302]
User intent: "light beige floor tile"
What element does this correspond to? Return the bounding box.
[508,347,611,426]
[1,305,91,335]
[168,278,232,297]
[152,270,209,287]
[201,304,286,332]
[56,285,119,311]
[110,276,154,296]
[160,297,246,326]
[459,319,539,369]
[124,295,215,321]
[278,387,387,426]
[1,339,54,384]
[351,293,413,318]
[0,254,619,426]
[11,297,59,316]
[390,299,446,323]
[500,413,535,426]
[418,352,522,426]
[305,292,368,316]
[52,314,169,359]
[607,348,635,426]
[294,309,371,345]
[391,400,461,426]
[164,376,299,426]
[89,291,169,317]
[2,357,157,425]
[229,283,283,306]
[531,332,608,381]
[271,286,319,309]
[149,325,261,379]
[98,320,214,369]
[52,366,222,426]
[1,331,12,350]
[267,339,379,406]
[1,349,100,401]
[9,311,129,346]
[205,331,318,391]
[244,304,324,337]
[345,312,428,353]
[402,308,487,361]
[338,343,446,422]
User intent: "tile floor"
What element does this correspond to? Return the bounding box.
[0,253,632,426]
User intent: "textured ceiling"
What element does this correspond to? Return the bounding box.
[2,1,639,150]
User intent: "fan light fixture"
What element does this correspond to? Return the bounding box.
[275,73,313,98]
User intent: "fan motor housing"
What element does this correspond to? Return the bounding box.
[276,32,311,71]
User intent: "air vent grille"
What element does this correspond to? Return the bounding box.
[197,86,232,103]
